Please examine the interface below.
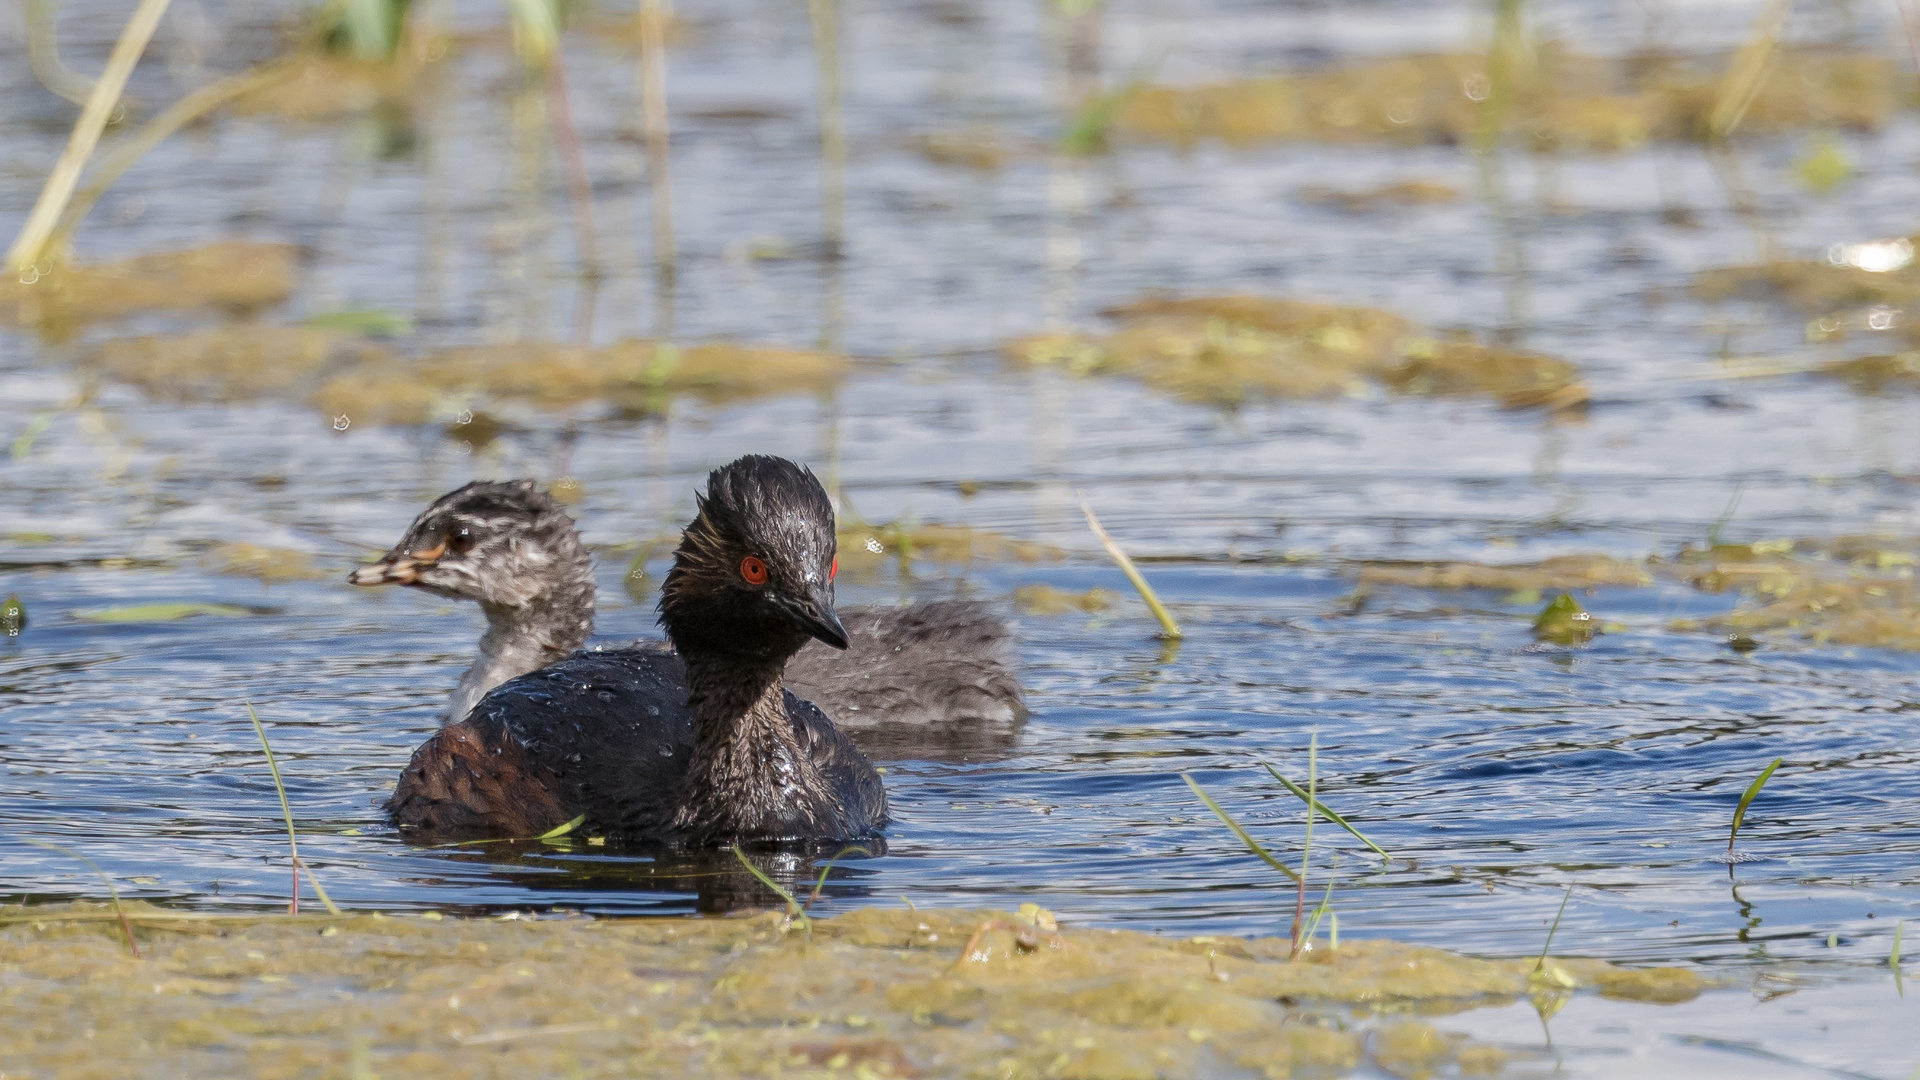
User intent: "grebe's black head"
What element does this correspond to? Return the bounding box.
[659,455,846,660]
[349,480,588,609]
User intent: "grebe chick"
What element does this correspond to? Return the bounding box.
[351,484,1022,730]
[349,480,593,722]
[382,456,885,843]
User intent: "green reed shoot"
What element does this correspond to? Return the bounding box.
[731,845,811,935]
[1299,867,1338,948]
[20,837,138,957]
[804,845,873,911]
[1535,884,1574,972]
[247,704,340,916]
[1081,502,1181,639]
[1290,733,1317,955]
[1262,761,1390,864]
[1181,774,1300,883]
[1728,757,1783,857]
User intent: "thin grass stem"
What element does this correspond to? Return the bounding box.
[1081,501,1181,639]
[804,845,871,911]
[6,0,175,272]
[731,845,810,934]
[1535,884,1574,971]
[19,837,138,957]
[1290,732,1316,956]
[1708,0,1791,141]
[1180,774,1300,883]
[1261,761,1389,863]
[807,0,845,258]
[47,58,303,255]
[637,0,676,312]
[246,704,341,917]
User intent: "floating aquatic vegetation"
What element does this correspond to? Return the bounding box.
[1358,554,1653,592]
[0,242,299,340]
[1669,538,1920,650]
[835,522,1062,580]
[228,53,422,121]
[1117,47,1898,150]
[200,543,331,584]
[74,602,261,623]
[1693,243,1920,313]
[1296,178,1460,212]
[1009,295,1586,410]
[1012,583,1118,615]
[1818,352,1920,392]
[1533,591,1596,645]
[914,129,1008,170]
[0,902,1703,1078]
[1,593,25,637]
[314,340,849,426]
[87,326,391,404]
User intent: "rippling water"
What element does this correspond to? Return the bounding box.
[4,0,1920,1072]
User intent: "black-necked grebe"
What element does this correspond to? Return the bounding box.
[377,456,886,843]
[351,482,1023,730]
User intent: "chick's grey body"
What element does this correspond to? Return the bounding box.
[380,456,887,844]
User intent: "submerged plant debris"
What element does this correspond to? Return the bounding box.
[1357,555,1653,592]
[229,53,424,121]
[1692,241,1920,313]
[835,523,1063,580]
[1009,295,1587,410]
[1117,47,1899,149]
[1297,179,1460,212]
[1351,540,1920,651]
[0,243,300,340]
[1669,538,1920,650]
[1013,584,1121,616]
[314,340,849,425]
[86,326,390,404]
[0,903,1705,1079]
[199,543,330,584]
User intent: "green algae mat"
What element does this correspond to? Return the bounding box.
[3,903,1703,1079]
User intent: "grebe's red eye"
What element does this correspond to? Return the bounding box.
[739,556,769,585]
[829,557,837,581]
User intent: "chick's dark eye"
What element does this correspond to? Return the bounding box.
[449,526,475,554]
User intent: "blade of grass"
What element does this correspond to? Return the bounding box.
[804,844,872,911]
[731,844,810,933]
[1708,0,1791,141]
[1290,732,1316,956]
[47,58,302,256]
[1535,885,1574,972]
[1729,757,1783,855]
[19,837,138,957]
[1300,870,1337,946]
[536,814,586,841]
[246,703,340,917]
[1261,761,1390,864]
[1181,774,1300,883]
[1082,501,1181,639]
[441,812,587,848]
[5,0,174,273]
